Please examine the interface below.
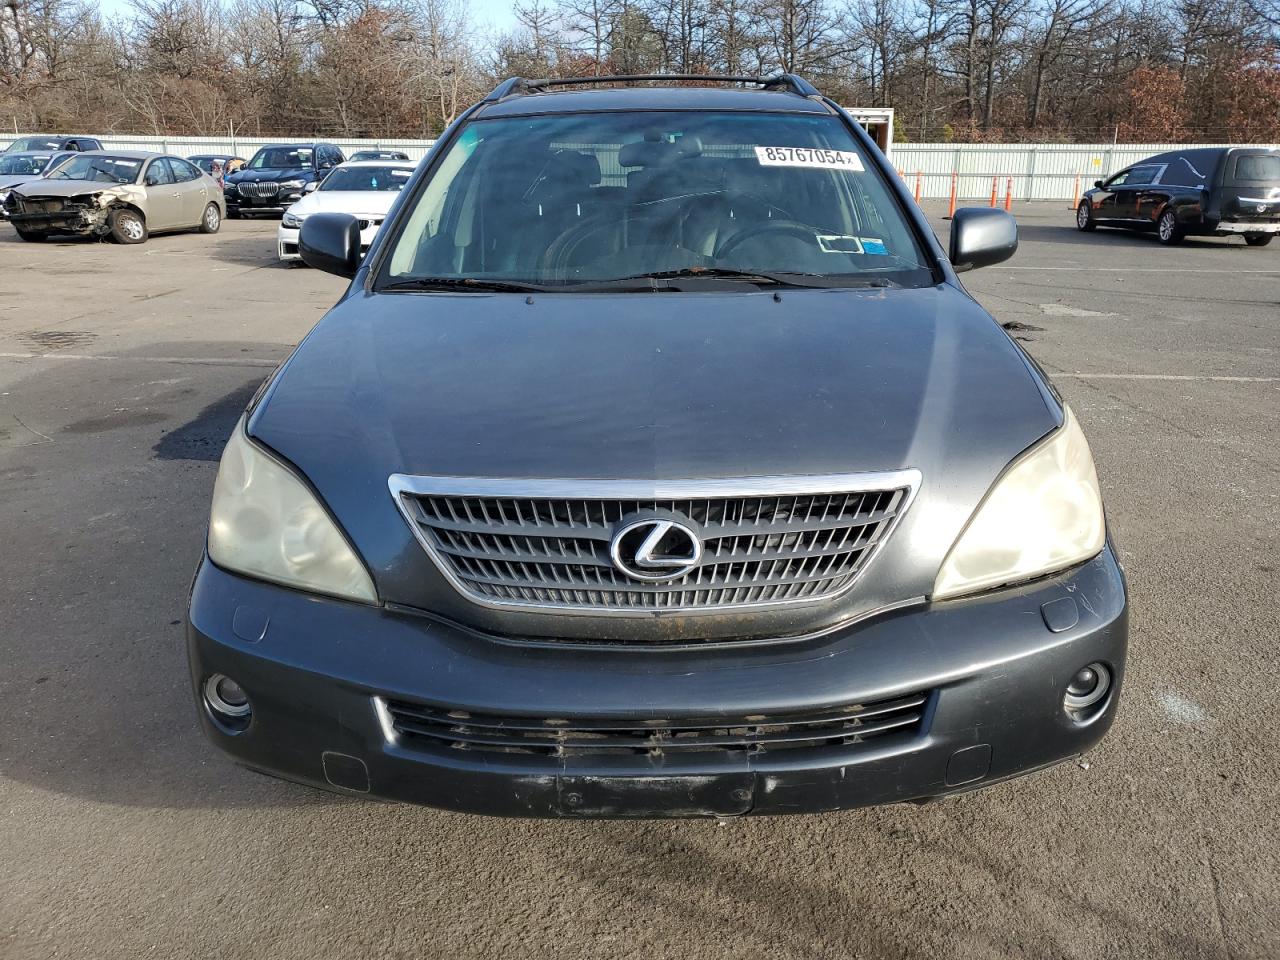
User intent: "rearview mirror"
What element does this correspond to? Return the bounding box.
[1094,180,1104,189]
[949,207,1018,273]
[299,212,361,278]
[304,181,319,194]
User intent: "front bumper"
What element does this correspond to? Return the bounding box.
[4,208,101,234]
[278,221,382,261]
[227,191,303,216]
[277,225,301,260]
[188,546,1128,818]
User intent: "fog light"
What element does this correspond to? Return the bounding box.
[204,673,252,719]
[1064,662,1111,714]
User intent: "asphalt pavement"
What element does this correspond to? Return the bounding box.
[0,204,1277,959]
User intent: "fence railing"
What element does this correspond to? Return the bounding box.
[4,133,1275,202]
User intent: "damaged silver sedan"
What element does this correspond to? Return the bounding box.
[3,150,225,244]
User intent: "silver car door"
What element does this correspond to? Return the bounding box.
[171,157,210,224]
[142,158,182,230]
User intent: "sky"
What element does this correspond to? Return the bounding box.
[95,0,521,33]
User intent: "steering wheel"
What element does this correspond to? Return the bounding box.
[715,219,821,259]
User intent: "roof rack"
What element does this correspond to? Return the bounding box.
[482,72,821,103]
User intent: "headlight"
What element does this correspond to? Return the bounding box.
[933,406,1105,600]
[208,419,377,603]
[279,179,305,190]
[281,212,304,228]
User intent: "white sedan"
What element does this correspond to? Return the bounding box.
[278,159,416,262]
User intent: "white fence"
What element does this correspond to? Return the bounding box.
[5,133,1277,202]
[891,142,1280,201]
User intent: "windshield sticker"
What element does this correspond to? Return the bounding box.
[817,235,863,254]
[755,146,865,171]
[859,238,889,255]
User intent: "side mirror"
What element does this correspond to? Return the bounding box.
[949,207,1017,273]
[303,181,319,193]
[299,212,361,278]
[1094,180,1104,189]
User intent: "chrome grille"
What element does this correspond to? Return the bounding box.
[390,473,917,613]
[380,690,931,758]
[237,181,279,198]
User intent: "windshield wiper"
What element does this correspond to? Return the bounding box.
[382,277,555,293]
[590,267,893,289]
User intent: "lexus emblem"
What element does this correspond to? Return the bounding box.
[1258,203,1267,214]
[609,518,702,582]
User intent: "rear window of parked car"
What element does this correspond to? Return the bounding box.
[321,166,412,191]
[1233,155,1280,182]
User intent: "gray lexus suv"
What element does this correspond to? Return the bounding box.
[188,74,1128,817]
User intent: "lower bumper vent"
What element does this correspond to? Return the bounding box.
[380,691,931,759]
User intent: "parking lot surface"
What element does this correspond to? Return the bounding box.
[1,206,1277,959]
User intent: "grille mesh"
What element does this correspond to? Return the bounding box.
[397,484,909,612]
[382,691,930,758]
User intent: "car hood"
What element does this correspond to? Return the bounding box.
[0,174,43,190]
[249,284,1060,640]
[13,178,135,198]
[289,191,400,218]
[228,167,310,184]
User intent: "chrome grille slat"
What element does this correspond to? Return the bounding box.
[390,473,918,614]
[237,181,280,198]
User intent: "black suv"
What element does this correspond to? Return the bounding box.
[224,142,345,217]
[1077,146,1280,246]
[189,75,1128,818]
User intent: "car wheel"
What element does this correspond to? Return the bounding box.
[1244,234,1272,247]
[1157,209,1183,245]
[1076,201,1096,232]
[109,208,148,244]
[14,226,48,242]
[199,203,221,234]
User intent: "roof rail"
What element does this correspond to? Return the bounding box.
[480,73,822,102]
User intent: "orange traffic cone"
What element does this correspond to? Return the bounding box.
[914,170,923,204]
[989,177,998,207]
[1004,177,1013,211]
[945,171,958,219]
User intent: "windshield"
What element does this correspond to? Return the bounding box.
[48,155,142,184]
[6,137,62,152]
[248,147,312,170]
[321,166,412,191]
[383,111,931,289]
[0,154,52,175]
